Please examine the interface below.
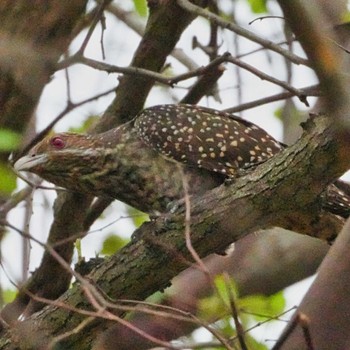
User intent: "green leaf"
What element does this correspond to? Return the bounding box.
[133,0,148,17]
[0,163,17,194]
[245,334,269,350]
[145,291,164,304]
[75,239,82,260]
[0,129,20,151]
[3,288,16,304]
[101,234,128,255]
[247,0,268,14]
[214,274,239,305]
[341,12,350,24]
[239,291,286,322]
[216,316,236,338]
[198,275,239,319]
[127,206,149,228]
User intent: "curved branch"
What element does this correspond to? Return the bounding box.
[2,113,349,349]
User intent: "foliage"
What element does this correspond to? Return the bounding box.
[247,0,268,13]
[0,164,16,194]
[101,234,129,255]
[0,129,19,192]
[199,275,285,349]
[127,206,149,228]
[0,129,20,151]
[133,0,148,17]
[2,289,16,305]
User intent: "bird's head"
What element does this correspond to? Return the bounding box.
[14,132,115,193]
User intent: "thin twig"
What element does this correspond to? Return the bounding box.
[99,10,107,60]
[64,55,172,83]
[224,84,321,113]
[64,59,72,103]
[77,0,109,56]
[169,53,229,85]
[60,54,227,88]
[225,55,309,106]
[223,273,248,350]
[180,166,210,274]
[249,16,285,25]
[21,193,33,282]
[0,186,34,215]
[14,86,117,161]
[48,316,96,350]
[63,51,311,108]
[272,312,306,350]
[177,0,310,67]
[299,313,314,350]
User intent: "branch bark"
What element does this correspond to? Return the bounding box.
[1,112,349,348]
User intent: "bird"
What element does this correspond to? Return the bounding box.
[14,104,350,217]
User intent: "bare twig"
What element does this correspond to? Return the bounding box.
[180,167,209,274]
[99,9,107,60]
[299,313,314,350]
[0,186,34,215]
[61,52,310,108]
[223,273,248,350]
[61,55,172,83]
[272,312,314,350]
[14,86,117,161]
[76,0,109,56]
[169,53,229,85]
[249,16,285,25]
[48,316,96,350]
[225,55,310,106]
[21,193,33,282]
[177,0,310,67]
[224,84,321,113]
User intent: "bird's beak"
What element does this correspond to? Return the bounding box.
[14,154,48,171]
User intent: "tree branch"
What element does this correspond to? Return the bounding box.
[1,112,349,348]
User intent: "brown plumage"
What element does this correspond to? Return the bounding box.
[135,104,282,176]
[14,104,350,217]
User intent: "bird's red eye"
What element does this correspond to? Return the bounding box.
[50,136,65,149]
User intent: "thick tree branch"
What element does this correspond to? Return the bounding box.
[1,112,349,348]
